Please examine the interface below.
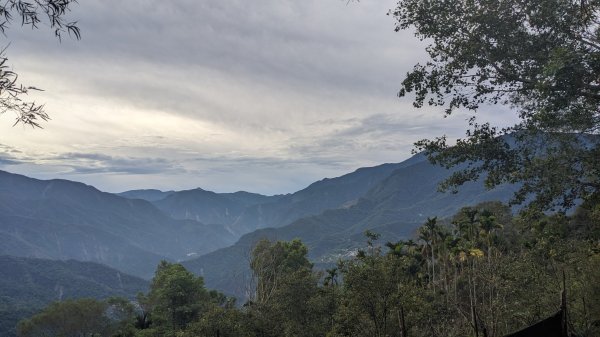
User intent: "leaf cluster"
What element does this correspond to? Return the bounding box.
[394,0,600,211]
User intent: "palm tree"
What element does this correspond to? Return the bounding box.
[478,209,503,261]
[324,267,339,331]
[385,241,405,257]
[454,208,479,242]
[419,217,438,290]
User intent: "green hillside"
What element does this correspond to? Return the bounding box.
[182,153,518,299]
[0,256,148,337]
[0,171,236,278]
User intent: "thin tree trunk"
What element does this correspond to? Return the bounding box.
[472,304,479,337]
[400,305,407,337]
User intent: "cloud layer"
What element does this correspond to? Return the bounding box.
[0,1,518,194]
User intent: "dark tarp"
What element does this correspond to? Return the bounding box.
[503,310,567,337]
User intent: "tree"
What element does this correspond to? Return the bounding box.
[393,0,600,211]
[248,239,327,337]
[418,217,438,290]
[0,0,80,127]
[334,232,416,337]
[106,297,138,337]
[249,238,313,305]
[146,261,212,333]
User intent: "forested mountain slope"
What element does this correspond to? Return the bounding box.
[225,162,409,235]
[183,153,518,299]
[0,171,236,278]
[0,256,148,337]
[120,162,407,237]
[152,189,282,232]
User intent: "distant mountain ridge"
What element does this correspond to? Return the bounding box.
[0,148,521,303]
[152,188,282,233]
[0,171,236,278]
[227,162,409,235]
[119,162,406,237]
[0,159,408,282]
[182,152,519,299]
[0,150,518,298]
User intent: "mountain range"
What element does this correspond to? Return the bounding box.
[181,153,518,299]
[1,151,519,302]
[0,171,236,278]
[120,162,404,237]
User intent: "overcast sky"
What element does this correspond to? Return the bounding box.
[0,0,517,195]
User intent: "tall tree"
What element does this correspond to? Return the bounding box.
[393,0,600,211]
[249,238,313,305]
[418,217,438,289]
[146,261,211,333]
[248,239,327,337]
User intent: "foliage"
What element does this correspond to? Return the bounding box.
[249,238,313,305]
[247,238,329,337]
[0,256,147,337]
[0,0,80,127]
[183,306,249,337]
[17,298,112,337]
[332,201,599,337]
[393,0,600,210]
[145,261,213,333]
[334,241,416,337]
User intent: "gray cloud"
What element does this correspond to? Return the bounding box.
[0,1,520,194]
[0,148,185,176]
[286,112,467,162]
[0,143,28,165]
[49,153,186,175]
[9,0,418,125]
